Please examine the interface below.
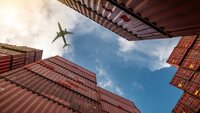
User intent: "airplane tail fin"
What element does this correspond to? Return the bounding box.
[63,43,70,48]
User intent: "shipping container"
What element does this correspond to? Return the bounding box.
[48,56,96,83]
[42,59,97,90]
[170,76,188,90]
[186,82,200,98]
[0,79,76,113]
[181,58,200,71]
[59,0,168,41]
[0,67,100,113]
[23,62,98,101]
[191,72,200,85]
[0,43,43,74]
[186,49,200,60]
[60,0,200,41]
[166,56,183,68]
[98,87,134,107]
[176,35,197,48]
[101,101,129,113]
[172,102,195,113]
[174,68,195,81]
[193,41,200,50]
[179,93,200,112]
[100,93,139,113]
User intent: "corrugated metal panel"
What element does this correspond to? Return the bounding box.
[170,76,188,90]
[113,0,200,36]
[174,68,195,81]
[0,43,42,74]
[181,58,200,71]
[42,59,97,90]
[55,56,96,78]
[176,36,197,48]
[59,0,200,41]
[186,82,200,98]
[100,93,138,113]
[23,62,98,101]
[48,56,96,83]
[191,72,200,85]
[193,41,200,50]
[59,0,168,41]
[98,87,134,108]
[101,101,129,113]
[0,67,100,113]
[0,79,75,113]
[172,102,195,113]
[179,93,200,112]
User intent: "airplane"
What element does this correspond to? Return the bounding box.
[52,22,73,48]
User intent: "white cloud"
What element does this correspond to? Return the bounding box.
[0,0,81,59]
[118,38,135,52]
[132,82,145,91]
[117,37,180,71]
[95,63,123,96]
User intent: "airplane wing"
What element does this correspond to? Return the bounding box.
[63,31,73,35]
[52,32,62,43]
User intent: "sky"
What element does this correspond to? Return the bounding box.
[0,0,183,113]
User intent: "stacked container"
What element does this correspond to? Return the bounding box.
[0,43,43,74]
[0,56,100,113]
[167,35,197,68]
[0,54,140,113]
[98,87,140,113]
[167,35,200,112]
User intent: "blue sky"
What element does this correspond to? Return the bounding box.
[63,9,183,113]
[0,0,183,113]
[61,14,182,112]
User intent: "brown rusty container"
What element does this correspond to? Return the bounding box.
[191,72,200,85]
[0,43,43,74]
[98,87,140,113]
[181,58,200,71]
[172,101,195,113]
[0,79,77,113]
[0,67,100,113]
[193,41,200,50]
[186,82,200,98]
[179,93,200,112]
[48,56,97,83]
[170,76,188,91]
[176,35,198,48]
[174,68,195,81]
[59,0,200,41]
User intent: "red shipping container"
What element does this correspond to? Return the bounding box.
[181,58,200,71]
[0,43,43,74]
[191,72,200,85]
[0,79,76,113]
[172,102,194,113]
[48,56,96,83]
[176,35,197,48]
[179,93,200,112]
[170,48,189,57]
[186,82,200,98]
[193,41,200,50]
[166,56,183,68]
[43,59,97,90]
[186,49,200,59]
[98,87,134,107]
[175,68,195,81]
[170,76,188,90]
[101,101,132,113]
[100,93,138,113]
[0,67,100,113]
